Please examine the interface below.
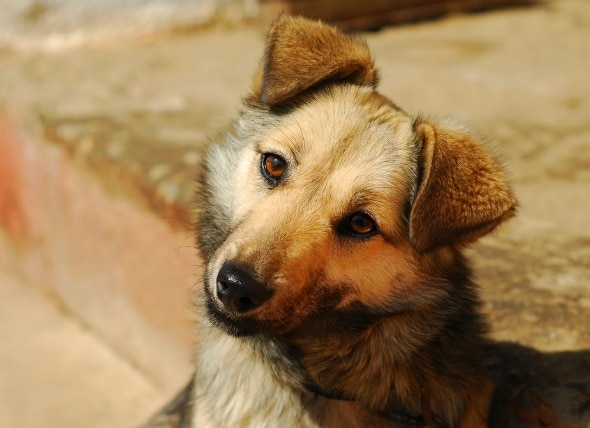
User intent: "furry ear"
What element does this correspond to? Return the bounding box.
[409,120,517,253]
[251,15,377,106]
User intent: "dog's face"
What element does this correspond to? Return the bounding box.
[204,85,422,335]
[198,16,516,338]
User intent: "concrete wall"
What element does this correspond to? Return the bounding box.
[0,0,259,51]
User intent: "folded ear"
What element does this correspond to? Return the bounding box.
[250,15,378,106]
[409,120,517,253]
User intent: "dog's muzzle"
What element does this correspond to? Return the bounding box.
[216,261,272,313]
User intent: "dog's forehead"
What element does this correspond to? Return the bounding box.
[268,86,416,195]
[282,88,409,156]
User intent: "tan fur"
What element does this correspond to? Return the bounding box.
[187,15,517,428]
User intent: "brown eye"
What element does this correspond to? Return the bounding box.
[338,212,378,239]
[261,153,286,185]
[349,212,376,234]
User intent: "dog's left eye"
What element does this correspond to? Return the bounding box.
[261,153,287,185]
[338,212,378,239]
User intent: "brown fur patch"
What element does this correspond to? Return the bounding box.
[410,120,517,252]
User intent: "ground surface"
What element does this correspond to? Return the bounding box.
[0,0,589,426]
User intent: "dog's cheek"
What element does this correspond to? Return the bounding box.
[197,135,250,257]
[230,147,275,226]
[326,240,420,309]
[258,281,349,333]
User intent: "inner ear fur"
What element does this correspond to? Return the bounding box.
[409,119,517,253]
[250,15,378,106]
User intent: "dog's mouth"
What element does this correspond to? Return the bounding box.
[204,282,307,337]
[202,269,346,337]
[203,258,408,338]
[204,276,394,340]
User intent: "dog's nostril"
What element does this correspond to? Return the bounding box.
[215,262,271,313]
[237,297,255,312]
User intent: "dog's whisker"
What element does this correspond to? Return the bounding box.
[337,350,346,368]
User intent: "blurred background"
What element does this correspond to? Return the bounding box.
[0,0,589,426]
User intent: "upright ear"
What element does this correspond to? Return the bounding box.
[409,120,517,253]
[250,15,377,106]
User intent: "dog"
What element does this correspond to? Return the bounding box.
[144,15,520,428]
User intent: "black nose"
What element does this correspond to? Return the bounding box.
[216,262,271,313]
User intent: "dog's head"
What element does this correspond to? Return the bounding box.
[198,16,517,337]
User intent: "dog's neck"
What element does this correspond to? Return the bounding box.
[262,271,491,426]
[195,308,489,427]
[268,314,439,425]
[195,256,491,426]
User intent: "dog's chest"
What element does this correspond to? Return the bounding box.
[193,327,424,427]
[193,329,318,427]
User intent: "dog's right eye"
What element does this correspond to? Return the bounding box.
[261,153,287,186]
[338,212,378,240]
